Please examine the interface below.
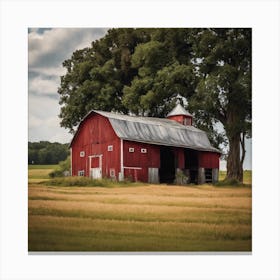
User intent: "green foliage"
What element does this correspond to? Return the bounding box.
[49,156,70,178]
[58,28,251,181]
[28,141,69,165]
[44,176,144,187]
[174,170,189,185]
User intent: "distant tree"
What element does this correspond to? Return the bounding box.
[28,141,69,164]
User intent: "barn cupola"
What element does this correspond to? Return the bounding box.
[167,104,193,126]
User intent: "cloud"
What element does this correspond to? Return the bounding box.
[29,95,72,143]
[28,28,108,143]
[29,28,108,73]
[29,75,59,98]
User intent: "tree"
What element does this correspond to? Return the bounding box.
[28,141,69,164]
[58,28,251,182]
[58,28,152,133]
[188,28,251,182]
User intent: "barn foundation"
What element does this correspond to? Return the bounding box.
[212,168,219,183]
[198,168,205,184]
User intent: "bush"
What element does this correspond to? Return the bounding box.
[49,156,70,178]
[49,169,64,178]
[174,170,189,185]
[43,176,145,188]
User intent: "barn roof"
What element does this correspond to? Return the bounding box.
[167,103,193,117]
[75,110,219,153]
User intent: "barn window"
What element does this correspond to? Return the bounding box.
[109,168,115,178]
[108,145,113,151]
[129,147,134,153]
[141,148,147,153]
[80,151,85,157]
[78,170,85,176]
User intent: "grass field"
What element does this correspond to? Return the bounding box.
[28,166,252,252]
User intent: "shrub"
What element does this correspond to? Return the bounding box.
[43,177,145,188]
[49,156,70,178]
[174,170,189,185]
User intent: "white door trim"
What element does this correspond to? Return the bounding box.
[88,154,103,179]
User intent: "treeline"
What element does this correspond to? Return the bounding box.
[28,141,69,165]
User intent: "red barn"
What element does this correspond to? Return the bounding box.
[70,104,220,184]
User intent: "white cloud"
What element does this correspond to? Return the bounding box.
[29,95,58,119]
[29,66,66,77]
[29,75,59,96]
[28,28,108,143]
[28,28,108,72]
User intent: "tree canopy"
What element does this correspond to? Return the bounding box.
[28,141,69,165]
[58,28,251,182]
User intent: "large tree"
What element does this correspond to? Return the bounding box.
[58,28,251,182]
[58,28,152,133]
[188,28,251,182]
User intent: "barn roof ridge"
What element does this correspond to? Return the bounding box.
[93,110,220,153]
[93,110,200,132]
[70,109,220,153]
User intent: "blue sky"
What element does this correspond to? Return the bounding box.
[28,28,252,170]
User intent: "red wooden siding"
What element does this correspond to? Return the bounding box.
[199,152,220,168]
[167,115,192,126]
[123,141,160,182]
[174,147,185,169]
[71,113,121,178]
[71,111,220,183]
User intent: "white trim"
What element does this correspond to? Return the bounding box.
[109,168,116,178]
[88,154,103,178]
[129,147,134,153]
[70,147,72,176]
[120,139,124,178]
[141,148,147,153]
[123,166,142,170]
[80,151,85,157]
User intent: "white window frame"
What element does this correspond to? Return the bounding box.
[80,151,85,157]
[141,148,147,153]
[129,147,135,153]
[78,170,85,176]
[109,168,115,178]
[108,145,113,151]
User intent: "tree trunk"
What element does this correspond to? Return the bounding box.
[239,133,246,182]
[226,133,243,182]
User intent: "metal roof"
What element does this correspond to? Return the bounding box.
[85,110,220,153]
[167,103,193,117]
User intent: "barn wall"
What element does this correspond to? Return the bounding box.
[71,113,121,178]
[123,141,160,182]
[199,152,220,169]
[174,147,185,169]
[167,115,192,126]
[123,142,185,182]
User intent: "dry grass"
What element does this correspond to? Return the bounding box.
[28,183,251,252]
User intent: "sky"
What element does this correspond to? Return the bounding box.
[28,28,108,143]
[28,28,252,170]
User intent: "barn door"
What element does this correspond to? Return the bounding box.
[89,155,102,179]
[90,168,102,179]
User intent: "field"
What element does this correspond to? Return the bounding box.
[28,165,252,252]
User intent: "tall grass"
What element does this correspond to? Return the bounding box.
[29,183,252,252]
[44,176,146,188]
